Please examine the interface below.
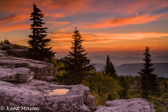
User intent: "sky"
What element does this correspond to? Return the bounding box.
[0,0,168,59]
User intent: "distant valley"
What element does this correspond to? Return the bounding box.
[93,63,168,78]
[91,55,168,78]
[116,63,168,78]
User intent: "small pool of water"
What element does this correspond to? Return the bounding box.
[46,89,69,95]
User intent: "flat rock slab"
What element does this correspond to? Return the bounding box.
[96,98,155,112]
[0,80,94,112]
[0,67,34,83]
[0,57,57,81]
[0,50,7,57]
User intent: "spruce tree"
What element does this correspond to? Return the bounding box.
[28,3,54,61]
[104,55,117,78]
[63,27,94,84]
[138,47,158,99]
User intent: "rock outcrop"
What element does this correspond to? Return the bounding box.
[0,50,7,57]
[0,67,34,83]
[0,80,95,112]
[0,50,56,81]
[96,98,155,112]
[0,47,156,112]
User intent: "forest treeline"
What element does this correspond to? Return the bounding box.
[1,3,168,112]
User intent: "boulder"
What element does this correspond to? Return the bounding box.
[0,67,34,83]
[96,98,155,112]
[0,57,57,81]
[0,80,95,112]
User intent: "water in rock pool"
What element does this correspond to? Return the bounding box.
[46,89,69,95]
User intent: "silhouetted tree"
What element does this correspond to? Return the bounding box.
[104,55,117,78]
[138,47,158,99]
[62,27,94,84]
[4,39,10,44]
[28,3,54,61]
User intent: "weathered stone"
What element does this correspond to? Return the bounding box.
[0,80,94,112]
[96,98,155,112]
[0,56,57,81]
[0,67,34,83]
[0,50,8,57]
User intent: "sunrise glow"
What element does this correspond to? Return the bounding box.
[0,0,168,56]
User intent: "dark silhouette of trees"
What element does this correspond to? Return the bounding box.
[4,39,10,44]
[62,27,94,84]
[28,3,54,61]
[104,55,117,78]
[138,47,158,99]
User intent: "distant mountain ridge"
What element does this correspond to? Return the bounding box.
[116,63,168,78]
[89,55,168,67]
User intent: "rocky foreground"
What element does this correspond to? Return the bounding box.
[0,45,155,112]
[0,80,94,112]
[0,50,56,81]
[96,98,155,112]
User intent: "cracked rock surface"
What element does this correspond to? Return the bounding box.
[0,50,56,81]
[0,80,94,112]
[96,98,155,112]
[0,67,34,83]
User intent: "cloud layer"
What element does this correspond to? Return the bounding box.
[83,14,166,29]
[1,0,168,53]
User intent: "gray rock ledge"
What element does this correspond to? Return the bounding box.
[96,98,155,112]
[0,80,95,112]
[0,67,34,83]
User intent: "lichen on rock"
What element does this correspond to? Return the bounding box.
[0,80,95,112]
[96,98,155,112]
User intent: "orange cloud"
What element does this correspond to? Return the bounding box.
[0,14,28,25]
[1,0,167,19]
[1,0,168,17]
[1,0,168,33]
[47,21,70,29]
[12,31,168,52]
[48,32,168,48]
[0,14,29,32]
[92,32,168,41]
[0,24,29,32]
[83,14,165,29]
[45,13,65,18]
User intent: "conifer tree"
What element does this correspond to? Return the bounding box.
[138,47,158,99]
[28,3,54,61]
[104,55,117,78]
[62,27,94,84]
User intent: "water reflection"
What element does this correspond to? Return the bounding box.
[46,89,69,95]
